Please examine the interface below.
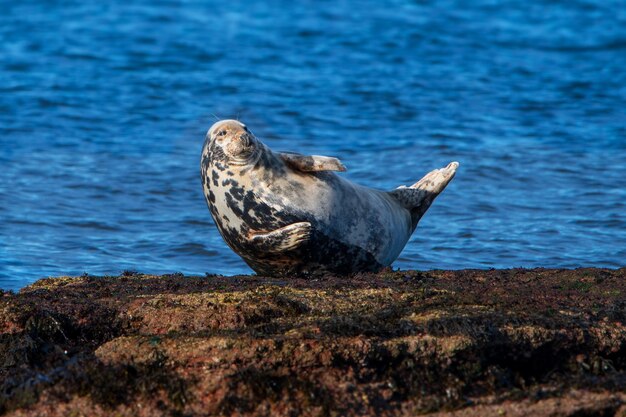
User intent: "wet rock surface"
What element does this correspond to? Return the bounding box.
[1,268,625,416]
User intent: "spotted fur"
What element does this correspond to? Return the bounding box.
[200,120,458,276]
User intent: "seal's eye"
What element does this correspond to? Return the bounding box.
[216,130,227,138]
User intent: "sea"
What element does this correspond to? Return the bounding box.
[1,0,625,290]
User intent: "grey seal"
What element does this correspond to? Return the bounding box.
[200,119,458,276]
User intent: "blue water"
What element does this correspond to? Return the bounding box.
[1,1,625,290]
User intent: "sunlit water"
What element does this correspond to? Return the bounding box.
[1,1,625,290]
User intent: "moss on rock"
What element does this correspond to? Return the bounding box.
[1,268,625,416]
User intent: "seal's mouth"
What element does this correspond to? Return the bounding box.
[229,147,261,166]
[227,136,261,166]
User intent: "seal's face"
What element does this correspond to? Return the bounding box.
[207,120,259,166]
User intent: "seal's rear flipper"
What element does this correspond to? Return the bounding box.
[388,162,459,227]
[247,221,312,252]
[279,152,346,172]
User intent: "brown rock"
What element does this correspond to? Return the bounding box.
[1,268,625,416]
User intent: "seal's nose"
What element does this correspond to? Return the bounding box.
[239,133,252,147]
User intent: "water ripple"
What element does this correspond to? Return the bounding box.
[1,0,625,290]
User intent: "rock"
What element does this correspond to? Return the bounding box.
[1,268,625,416]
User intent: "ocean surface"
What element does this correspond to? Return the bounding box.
[1,1,625,290]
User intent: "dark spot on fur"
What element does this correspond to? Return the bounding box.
[230,185,245,201]
[212,170,220,187]
[222,178,239,187]
[240,191,283,229]
[209,204,219,217]
[225,193,243,217]
[202,154,210,170]
[242,191,257,214]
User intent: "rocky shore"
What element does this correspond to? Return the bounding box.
[1,268,625,416]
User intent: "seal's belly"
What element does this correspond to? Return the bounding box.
[204,166,412,273]
[312,176,413,266]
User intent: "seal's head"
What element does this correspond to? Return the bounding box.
[207,120,259,165]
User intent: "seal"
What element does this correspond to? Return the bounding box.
[200,119,458,276]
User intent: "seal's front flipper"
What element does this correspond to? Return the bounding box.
[248,221,312,252]
[279,152,346,172]
[388,162,459,227]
